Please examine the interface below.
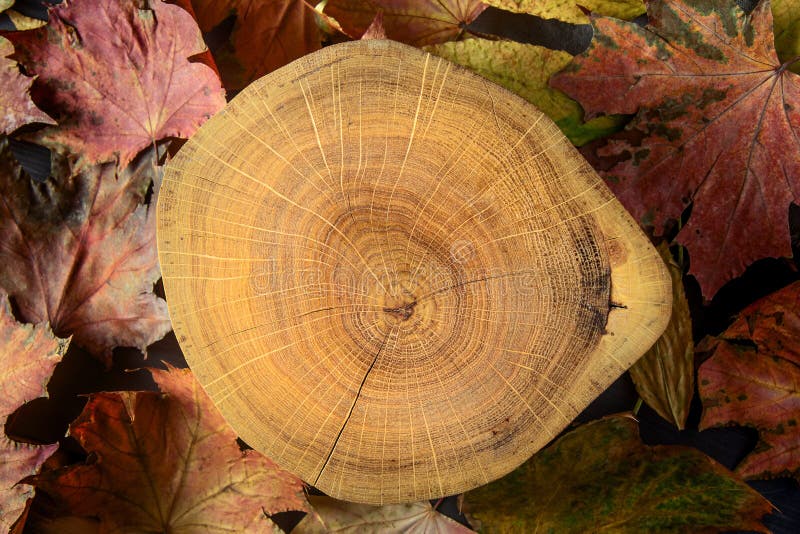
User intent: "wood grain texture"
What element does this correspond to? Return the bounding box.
[156,40,671,504]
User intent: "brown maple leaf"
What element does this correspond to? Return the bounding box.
[699,280,800,480]
[186,0,322,91]
[0,291,69,533]
[550,0,800,297]
[0,140,171,363]
[324,0,487,45]
[6,0,225,168]
[32,366,309,533]
[0,36,54,134]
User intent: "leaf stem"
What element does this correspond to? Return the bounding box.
[778,55,800,74]
[633,397,643,415]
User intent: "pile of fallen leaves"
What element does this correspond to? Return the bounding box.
[0,0,798,532]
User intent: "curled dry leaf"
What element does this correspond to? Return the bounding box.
[551,0,800,298]
[482,0,645,24]
[0,291,69,534]
[5,9,48,31]
[629,243,694,429]
[32,366,309,533]
[699,280,800,480]
[186,0,322,90]
[0,36,54,135]
[464,415,771,533]
[313,2,348,38]
[296,495,474,533]
[324,0,486,45]
[425,38,627,146]
[7,0,225,168]
[0,140,171,363]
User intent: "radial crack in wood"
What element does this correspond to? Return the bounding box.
[156,39,671,504]
[316,328,394,486]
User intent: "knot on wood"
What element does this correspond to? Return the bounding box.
[382,301,416,321]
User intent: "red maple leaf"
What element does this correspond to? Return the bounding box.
[32,366,309,532]
[0,292,68,533]
[0,140,171,363]
[551,0,800,297]
[6,0,225,168]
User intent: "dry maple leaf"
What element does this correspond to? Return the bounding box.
[699,280,800,480]
[296,495,474,533]
[483,0,645,24]
[6,0,225,168]
[324,0,487,45]
[186,0,322,90]
[550,0,800,298]
[0,35,53,134]
[0,291,69,534]
[32,366,309,533]
[0,140,171,363]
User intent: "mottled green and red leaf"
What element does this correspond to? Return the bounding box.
[699,281,800,480]
[551,0,800,297]
[464,415,771,532]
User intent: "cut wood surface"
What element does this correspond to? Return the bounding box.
[156,39,671,504]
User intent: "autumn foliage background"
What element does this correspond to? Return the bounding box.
[1,0,799,532]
